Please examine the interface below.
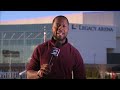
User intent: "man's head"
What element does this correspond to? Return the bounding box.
[52,15,69,42]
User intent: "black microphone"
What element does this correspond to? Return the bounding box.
[48,41,61,65]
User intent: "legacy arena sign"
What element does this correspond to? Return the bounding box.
[71,24,114,32]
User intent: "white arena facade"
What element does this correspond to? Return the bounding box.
[0,11,120,79]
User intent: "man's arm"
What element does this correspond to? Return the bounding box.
[27,70,39,79]
[27,64,52,79]
[73,50,86,79]
[26,45,53,79]
[26,46,40,79]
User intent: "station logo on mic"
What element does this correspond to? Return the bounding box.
[51,47,60,57]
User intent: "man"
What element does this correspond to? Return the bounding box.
[26,15,86,79]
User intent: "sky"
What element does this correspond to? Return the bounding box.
[0,11,100,21]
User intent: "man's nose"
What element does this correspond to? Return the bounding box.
[57,28,63,33]
[58,25,63,30]
[57,30,62,34]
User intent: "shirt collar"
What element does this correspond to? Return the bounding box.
[50,36,68,47]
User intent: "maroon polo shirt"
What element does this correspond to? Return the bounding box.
[27,37,86,79]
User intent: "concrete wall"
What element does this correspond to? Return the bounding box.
[113,12,120,53]
[68,24,116,64]
[83,11,114,26]
[83,11,120,53]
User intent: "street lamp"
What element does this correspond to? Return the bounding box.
[93,53,96,79]
[93,53,96,65]
[43,26,46,43]
[9,52,12,79]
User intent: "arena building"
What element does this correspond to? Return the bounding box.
[0,11,120,79]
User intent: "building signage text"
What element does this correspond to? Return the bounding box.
[72,24,114,32]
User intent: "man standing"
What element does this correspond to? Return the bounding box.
[26,15,86,79]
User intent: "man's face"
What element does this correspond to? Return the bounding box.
[52,17,69,41]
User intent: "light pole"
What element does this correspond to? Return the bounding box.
[9,52,12,79]
[93,53,96,65]
[43,26,46,43]
[93,53,96,79]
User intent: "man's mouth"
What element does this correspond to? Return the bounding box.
[57,32,65,35]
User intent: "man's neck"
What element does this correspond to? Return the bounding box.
[59,39,66,44]
[53,37,66,44]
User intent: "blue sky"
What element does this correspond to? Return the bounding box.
[0,11,100,21]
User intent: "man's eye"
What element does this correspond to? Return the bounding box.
[63,25,66,27]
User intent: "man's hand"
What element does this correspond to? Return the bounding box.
[37,64,53,78]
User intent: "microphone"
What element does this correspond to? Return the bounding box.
[48,41,61,65]
[40,41,61,79]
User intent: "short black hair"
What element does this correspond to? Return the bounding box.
[52,15,69,25]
